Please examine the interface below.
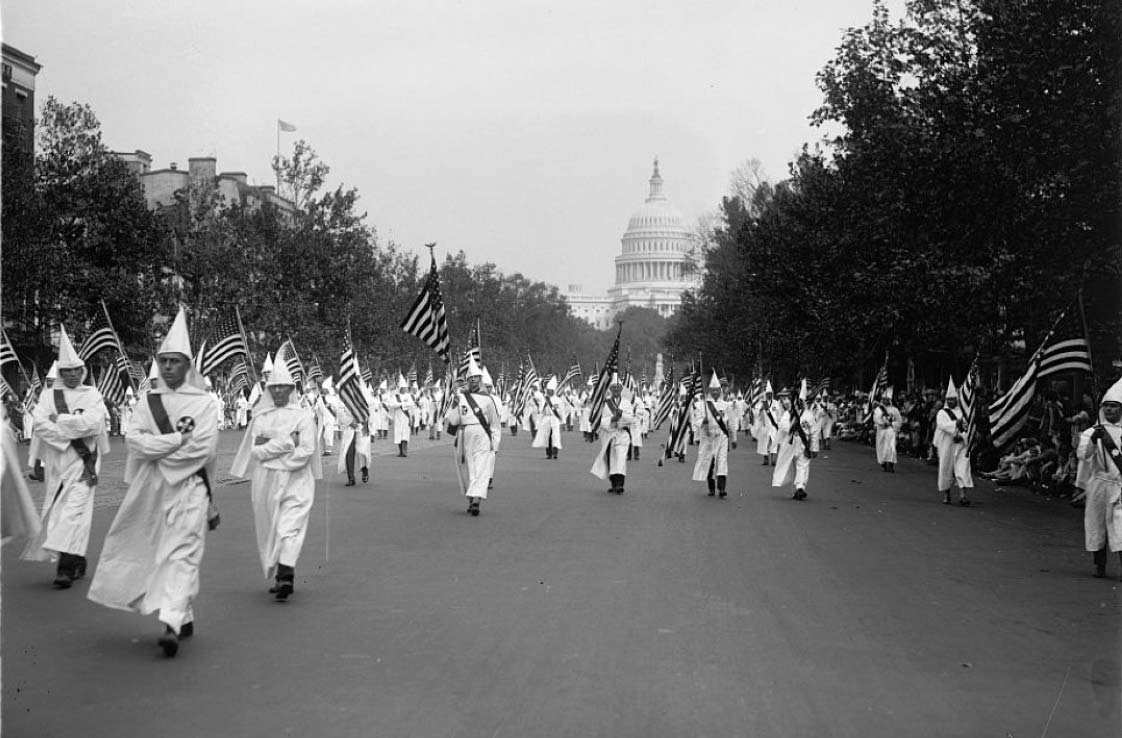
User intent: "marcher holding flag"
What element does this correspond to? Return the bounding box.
[691,371,730,498]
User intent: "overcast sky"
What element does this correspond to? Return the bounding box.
[6,0,903,294]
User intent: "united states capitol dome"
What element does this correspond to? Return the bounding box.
[624,158,690,240]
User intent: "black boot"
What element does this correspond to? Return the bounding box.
[361,466,369,484]
[468,497,481,516]
[717,475,727,499]
[345,476,356,487]
[887,463,895,473]
[633,448,640,460]
[73,556,87,580]
[762,456,769,466]
[401,441,408,457]
[626,447,633,461]
[158,625,179,657]
[1093,548,1108,578]
[707,478,716,497]
[274,564,295,601]
[53,554,75,589]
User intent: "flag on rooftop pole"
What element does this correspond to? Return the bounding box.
[401,244,451,364]
[588,324,623,434]
[278,119,297,132]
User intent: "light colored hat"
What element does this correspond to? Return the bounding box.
[261,353,274,375]
[378,378,387,391]
[609,372,622,388]
[397,373,408,389]
[46,360,59,380]
[708,371,721,390]
[204,376,214,390]
[545,375,558,392]
[147,358,159,380]
[266,356,296,386]
[322,375,335,391]
[465,355,483,378]
[56,324,84,369]
[799,379,808,401]
[945,376,957,399]
[481,366,494,386]
[883,386,894,401]
[157,307,192,358]
[765,380,774,394]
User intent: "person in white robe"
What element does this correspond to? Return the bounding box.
[21,325,109,588]
[445,357,500,516]
[385,375,415,457]
[1078,377,1122,579]
[591,374,632,494]
[315,380,337,454]
[26,361,56,481]
[235,392,250,429]
[532,376,564,459]
[88,308,219,658]
[754,382,779,465]
[627,392,647,460]
[726,390,743,449]
[934,377,973,506]
[481,367,503,490]
[873,387,903,472]
[821,393,837,450]
[331,383,369,486]
[2,402,41,546]
[230,359,322,600]
[692,372,731,498]
[772,383,815,500]
[579,385,594,442]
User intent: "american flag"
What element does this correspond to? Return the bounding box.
[666,363,702,455]
[458,323,482,379]
[423,363,434,387]
[96,364,127,406]
[360,365,373,385]
[863,353,889,421]
[748,378,765,407]
[78,307,120,361]
[558,358,581,391]
[305,355,324,383]
[277,338,306,384]
[193,339,208,373]
[201,311,249,376]
[338,332,370,423]
[651,364,676,430]
[988,310,1093,448]
[515,355,539,418]
[808,377,831,398]
[407,363,418,386]
[0,328,18,369]
[588,325,622,434]
[400,249,451,363]
[958,356,981,450]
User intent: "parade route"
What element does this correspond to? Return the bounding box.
[3,431,1119,737]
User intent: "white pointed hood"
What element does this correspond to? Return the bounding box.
[397,373,408,389]
[799,378,808,402]
[378,379,388,392]
[158,307,192,359]
[883,386,894,402]
[266,356,296,386]
[261,352,274,375]
[147,357,160,380]
[708,371,721,390]
[609,372,622,388]
[765,380,774,395]
[322,375,335,392]
[945,376,957,399]
[545,375,558,392]
[56,324,84,370]
[46,360,59,381]
[481,366,494,386]
[465,355,483,378]
[1102,376,1122,405]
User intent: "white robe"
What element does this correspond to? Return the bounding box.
[934,406,973,491]
[691,398,730,480]
[755,400,779,456]
[772,408,814,489]
[231,402,321,578]
[590,401,633,479]
[22,385,110,562]
[874,405,902,464]
[88,381,218,634]
[446,391,500,499]
[235,395,249,428]
[2,407,41,545]
[532,394,564,449]
[332,397,369,473]
[1078,421,1122,552]
[385,392,414,444]
[315,395,337,449]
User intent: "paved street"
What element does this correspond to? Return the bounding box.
[3,429,1119,737]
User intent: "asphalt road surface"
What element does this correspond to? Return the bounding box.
[3,429,1119,737]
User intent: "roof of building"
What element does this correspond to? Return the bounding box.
[624,158,688,237]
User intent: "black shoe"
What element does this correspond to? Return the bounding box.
[718,491,727,499]
[942,492,951,505]
[469,500,481,517]
[345,479,356,487]
[958,497,971,507]
[27,472,44,482]
[1094,568,1107,578]
[159,627,179,657]
[488,478,494,490]
[52,571,73,589]
[795,489,807,500]
[274,582,294,601]
[707,490,715,497]
[762,458,769,466]
[180,622,194,638]
[73,557,87,580]
[361,468,369,484]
